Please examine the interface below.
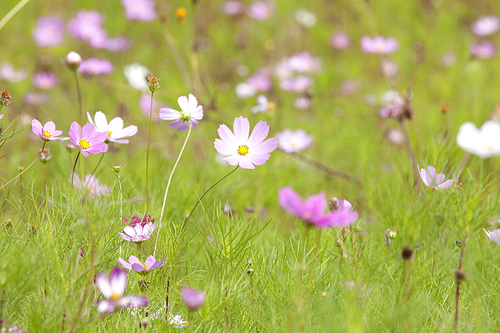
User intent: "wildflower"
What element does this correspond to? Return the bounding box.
[385,226,397,247]
[247,68,272,92]
[278,187,358,228]
[275,129,313,153]
[176,7,187,23]
[295,9,317,28]
[32,16,64,47]
[419,166,453,190]
[181,286,206,310]
[65,51,82,70]
[31,119,69,141]
[159,93,204,131]
[0,90,12,107]
[32,72,57,90]
[95,267,148,313]
[121,0,157,22]
[280,76,314,93]
[328,197,352,211]
[68,10,108,47]
[71,174,111,198]
[222,0,245,16]
[379,90,405,118]
[118,255,164,274]
[247,0,274,21]
[68,122,108,157]
[119,215,156,243]
[105,36,132,53]
[471,16,500,37]
[360,35,400,55]
[470,41,497,60]
[287,52,322,74]
[329,31,352,51]
[0,324,25,333]
[124,63,150,91]
[456,120,500,158]
[380,59,399,79]
[23,92,49,105]
[77,58,114,77]
[214,116,278,169]
[386,128,404,146]
[294,96,311,109]
[0,63,27,82]
[483,228,500,244]
[251,95,275,113]
[87,111,138,144]
[168,313,188,328]
[235,82,257,98]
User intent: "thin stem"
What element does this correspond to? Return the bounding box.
[455,239,466,333]
[90,153,105,178]
[399,118,420,188]
[74,71,83,124]
[290,152,362,186]
[146,91,154,218]
[71,152,81,188]
[44,163,47,207]
[0,141,45,191]
[0,0,30,32]
[182,166,239,230]
[154,125,192,256]
[375,249,391,288]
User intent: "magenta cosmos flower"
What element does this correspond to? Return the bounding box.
[483,228,500,244]
[68,122,108,157]
[159,94,204,131]
[181,286,206,310]
[121,0,157,22]
[118,255,164,274]
[31,119,69,141]
[32,71,57,90]
[214,117,278,169]
[470,41,497,60]
[419,166,453,190]
[119,216,156,243]
[95,267,148,313]
[275,129,313,153]
[360,35,400,55]
[278,187,358,229]
[68,10,107,46]
[32,16,64,47]
[77,58,114,77]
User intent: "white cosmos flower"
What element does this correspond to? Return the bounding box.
[456,120,500,159]
[251,95,275,113]
[87,111,138,144]
[159,93,204,131]
[235,82,256,98]
[124,63,150,91]
[275,129,313,153]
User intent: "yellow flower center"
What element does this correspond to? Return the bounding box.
[321,292,327,297]
[107,131,112,136]
[237,145,249,155]
[176,7,187,21]
[143,265,149,270]
[43,131,52,138]
[110,292,120,301]
[268,102,276,111]
[79,139,90,149]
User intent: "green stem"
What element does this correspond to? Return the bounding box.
[0,141,45,191]
[74,71,83,124]
[146,91,154,219]
[71,151,81,188]
[90,153,105,178]
[0,0,30,32]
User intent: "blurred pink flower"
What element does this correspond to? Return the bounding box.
[77,58,114,77]
[32,71,57,90]
[181,286,206,310]
[287,52,322,74]
[471,16,500,37]
[247,68,272,92]
[294,96,311,109]
[68,10,107,46]
[105,36,132,53]
[23,92,49,105]
[419,166,453,190]
[139,93,162,121]
[32,16,64,47]
[247,1,274,21]
[31,119,69,141]
[71,174,111,198]
[379,90,405,118]
[280,76,313,93]
[386,128,403,146]
[275,129,313,153]
[0,63,27,82]
[222,0,245,16]
[121,0,157,21]
[329,31,352,50]
[360,35,400,55]
[470,41,497,60]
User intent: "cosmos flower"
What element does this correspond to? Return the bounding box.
[124,63,150,91]
[23,92,49,105]
[279,76,314,93]
[32,16,64,47]
[0,63,28,82]
[68,10,107,47]
[118,255,164,274]
[360,35,400,55]
[471,16,500,37]
[222,0,245,16]
[329,31,352,51]
[214,116,278,169]
[31,119,69,141]
[168,313,188,328]
[95,267,148,313]
[32,72,57,90]
[483,228,500,244]
[159,93,204,131]
[456,120,500,158]
[278,187,358,229]
[181,286,206,310]
[379,90,405,118]
[119,216,156,243]
[287,52,322,74]
[247,68,272,92]
[105,36,132,53]
[470,41,497,60]
[251,95,275,113]
[235,82,257,98]
[121,0,157,22]
[294,96,311,109]
[419,166,453,190]
[87,111,138,144]
[275,129,313,153]
[77,58,114,77]
[68,122,108,157]
[385,227,397,247]
[70,174,111,198]
[247,0,274,21]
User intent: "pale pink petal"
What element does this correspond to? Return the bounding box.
[217,124,238,146]
[438,179,454,189]
[247,120,270,147]
[278,187,306,216]
[233,117,250,144]
[252,137,278,155]
[223,154,241,166]
[97,300,116,313]
[95,272,112,298]
[214,138,236,156]
[118,257,132,270]
[31,119,43,136]
[238,156,255,169]
[246,152,270,166]
[44,121,56,132]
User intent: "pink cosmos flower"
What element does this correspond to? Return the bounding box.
[68,122,108,157]
[470,41,497,60]
[471,16,500,37]
[77,58,114,77]
[279,76,314,93]
[287,52,322,74]
[31,119,69,141]
[222,0,245,16]
[95,267,148,313]
[214,116,278,169]
[294,96,311,109]
[32,72,57,90]
[275,129,313,153]
[32,16,64,47]
[0,63,27,82]
[483,228,500,244]
[247,68,272,92]
[360,35,400,55]
[23,92,49,105]
[70,174,111,198]
[181,286,206,310]
[68,10,107,47]
[419,166,453,190]
[121,0,157,21]
[247,0,274,21]
[159,94,204,131]
[329,31,352,50]
[119,216,156,243]
[105,36,132,53]
[278,187,358,228]
[118,255,164,274]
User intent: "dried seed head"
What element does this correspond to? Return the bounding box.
[401,246,413,260]
[3,219,12,228]
[0,90,12,107]
[454,268,466,282]
[146,76,161,92]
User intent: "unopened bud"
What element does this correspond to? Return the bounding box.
[66,143,75,152]
[247,268,254,276]
[341,228,349,240]
[454,268,466,282]
[176,7,187,23]
[3,219,12,228]
[0,90,12,107]
[65,51,82,70]
[455,240,463,248]
[334,238,342,247]
[387,226,397,239]
[18,166,24,172]
[38,148,51,163]
[140,317,149,328]
[146,76,161,92]
[113,165,122,173]
[401,246,413,260]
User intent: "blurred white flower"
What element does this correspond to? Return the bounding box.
[471,16,500,37]
[457,121,500,158]
[235,82,256,98]
[295,9,316,28]
[124,63,150,91]
[251,95,274,113]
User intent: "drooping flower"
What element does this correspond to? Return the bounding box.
[159,93,204,131]
[121,0,157,22]
[279,76,314,93]
[68,122,108,157]
[419,166,453,190]
[456,121,500,158]
[469,41,497,60]
[31,119,69,141]
[181,286,206,310]
[32,16,64,47]
[360,35,400,55]
[118,255,164,274]
[32,71,58,90]
[0,63,28,82]
[329,31,352,50]
[95,267,148,313]
[70,174,111,198]
[23,91,49,105]
[251,95,275,113]
[483,228,500,244]
[275,129,313,153]
[471,16,500,37]
[119,216,156,243]
[278,187,358,229]
[77,58,114,77]
[87,111,138,144]
[247,0,274,21]
[214,116,278,169]
[124,63,150,91]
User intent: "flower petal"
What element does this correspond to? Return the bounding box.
[247,121,270,148]
[233,117,250,144]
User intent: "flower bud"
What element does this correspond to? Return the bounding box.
[17,166,24,172]
[66,144,75,152]
[113,165,122,173]
[341,228,349,240]
[146,75,161,92]
[247,268,254,276]
[38,148,51,163]
[334,238,342,247]
[65,51,82,70]
[387,226,397,239]
[0,90,12,107]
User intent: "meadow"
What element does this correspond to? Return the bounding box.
[1,0,500,332]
